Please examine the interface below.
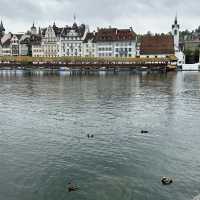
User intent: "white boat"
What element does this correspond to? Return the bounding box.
[182,63,200,71]
[59,66,70,71]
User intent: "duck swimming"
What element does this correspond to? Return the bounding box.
[141,130,149,134]
[161,177,173,185]
[87,134,94,138]
[68,182,79,192]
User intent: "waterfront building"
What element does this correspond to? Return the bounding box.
[82,32,96,57]
[31,34,43,57]
[1,33,12,56]
[41,23,61,57]
[95,27,137,58]
[59,22,89,57]
[19,34,31,56]
[140,34,175,58]
[11,34,23,56]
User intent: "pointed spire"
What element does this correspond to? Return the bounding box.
[0,20,5,38]
[175,13,178,24]
[73,14,76,23]
[0,20,5,31]
[31,21,36,29]
[72,14,78,29]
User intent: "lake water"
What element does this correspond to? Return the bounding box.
[0,70,200,200]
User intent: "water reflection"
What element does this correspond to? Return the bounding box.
[0,70,200,200]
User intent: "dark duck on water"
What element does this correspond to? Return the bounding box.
[67,182,79,192]
[161,177,173,185]
[141,130,149,134]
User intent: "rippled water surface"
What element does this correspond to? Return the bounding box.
[0,70,200,200]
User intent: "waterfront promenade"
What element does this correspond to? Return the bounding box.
[0,56,177,71]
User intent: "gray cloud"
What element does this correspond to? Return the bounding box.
[0,0,199,34]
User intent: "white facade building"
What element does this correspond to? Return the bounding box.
[97,42,113,57]
[42,24,60,57]
[114,41,136,57]
[31,34,43,57]
[59,23,89,57]
[32,44,44,57]
[95,27,137,58]
[11,34,23,56]
[30,24,137,58]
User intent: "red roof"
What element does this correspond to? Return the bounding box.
[140,35,174,55]
[95,28,136,42]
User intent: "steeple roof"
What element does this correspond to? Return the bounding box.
[31,22,36,30]
[172,15,180,29]
[0,20,5,32]
[72,14,78,29]
[175,15,178,25]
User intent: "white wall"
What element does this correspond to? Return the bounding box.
[82,41,96,57]
[96,42,114,57]
[42,26,59,57]
[60,28,89,57]
[96,40,136,58]
[32,45,44,57]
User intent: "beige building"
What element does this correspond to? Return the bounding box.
[42,24,61,57]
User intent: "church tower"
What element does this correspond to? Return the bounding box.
[31,22,37,35]
[172,15,180,52]
[0,20,5,38]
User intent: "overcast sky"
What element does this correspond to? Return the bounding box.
[0,0,199,34]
